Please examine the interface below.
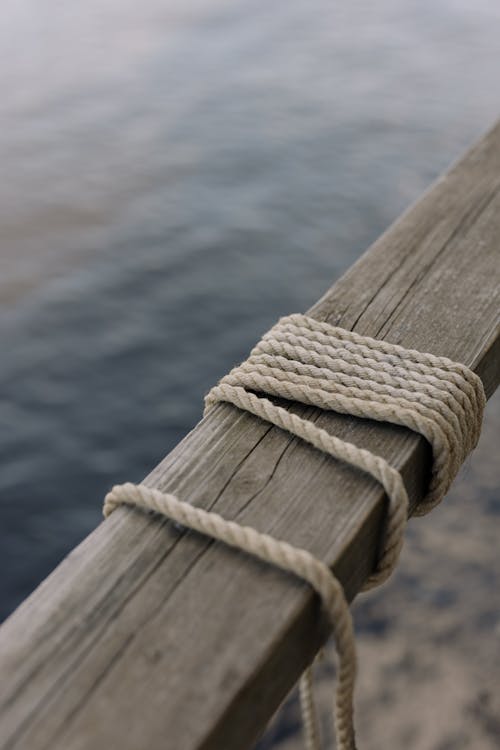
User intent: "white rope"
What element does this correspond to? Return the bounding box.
[104,313,485,750]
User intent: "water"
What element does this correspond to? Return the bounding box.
[1,0,499,628]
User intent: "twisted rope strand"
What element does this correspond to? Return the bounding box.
[104,482,357,750]
[299,666,322,750]
[103,314,485,750]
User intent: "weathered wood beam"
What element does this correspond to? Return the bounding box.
[0,122,499,750]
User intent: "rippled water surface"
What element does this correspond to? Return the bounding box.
[1,0,499,635]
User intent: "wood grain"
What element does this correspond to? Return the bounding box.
[0,122,499,750]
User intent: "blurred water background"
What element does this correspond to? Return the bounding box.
[1,1,499,746]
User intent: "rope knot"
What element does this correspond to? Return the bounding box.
[105,313,485,750]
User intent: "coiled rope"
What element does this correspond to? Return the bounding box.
[104,313,485,750]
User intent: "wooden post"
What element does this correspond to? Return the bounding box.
[0,123,499,750]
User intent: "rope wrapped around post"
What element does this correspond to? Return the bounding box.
[104,313,485,750]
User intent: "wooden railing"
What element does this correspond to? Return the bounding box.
[0,122,499,750]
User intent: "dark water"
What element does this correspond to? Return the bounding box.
[1,1,499,621]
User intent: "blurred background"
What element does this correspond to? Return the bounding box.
[1,1,499,747]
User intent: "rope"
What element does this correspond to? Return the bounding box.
[103,313,485,750]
